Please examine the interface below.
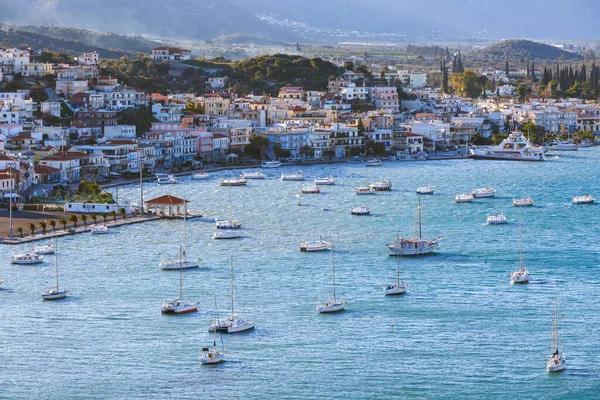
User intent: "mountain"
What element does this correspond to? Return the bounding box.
[0,0,298,41]
[231,0,600,40]
[472,40,583,61]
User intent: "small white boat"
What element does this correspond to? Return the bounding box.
[160,260,199,270]
[552,141,578,151]
[416,185,435,195]
[316,244,346,313]
[241,171,265,179]
[355,186,376,195]
[510,209,529,284]
[90,224,109,234]
[301,185,320,194]
[300,239,331,252]
[388,196,443,256]
[41,238,68,300]
[486,213,507,225]
[219,177,248,186]
[200,296,226,365]
[366,159,382,167]
[471,185,497,198]
[454,193,474,203]
[156,174,178,184]
[213,230,243,239]
[351,206,371,215]
[161,246,198,314]
[191,172,210,180]
[261,160,281,168]
[572,194,594,204]
[315,176,335,185]
[546,298,566,373]
[216,220,241,229]
[513,197,534,207]
[34,243,54,255]
[281,171,304,181]
[369,179,392,191]
[384,255,407,296]
[11,253,44,265]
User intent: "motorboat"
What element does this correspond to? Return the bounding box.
[11,253,44,265]
[316,244,346,313]
[454,193,474,203]
[471,185,497,198]
[191,172,210,180]
[510,209,529,284]
[384,255,407,296]
[200,297,225,365]
[90,224,109,234]
[161,246,199,314]
[369,179,392,191]
[300,239,331,252]
[156,174,178,184]
[572,194,594,204]
[41,238,68,300]
[301,185,320,194]
[219,177,248,186]
[486,213,507,225]
[315,176,335,185]
[552,141,578,151]
[416,185,435,195]
[241,171,265,179]
[209,255,255,334]
[580,139,592,147]
[261,160,281,168]
[366,159,382,167]
[355,186,376,195]
[546,298,566,373]
[469,131,545,161]
[281,171,304,181]
[33,243,54,255]
[351,206,371,216]
[388,195,443,256]
[216,220,241,229]
[213,230,243,239]
[513,197,534,207]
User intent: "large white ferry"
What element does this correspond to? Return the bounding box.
[469,131,545,161]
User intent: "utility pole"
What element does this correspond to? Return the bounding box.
[139,149,144,215]
[8,161,14,239]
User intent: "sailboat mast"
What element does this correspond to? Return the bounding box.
[55,238,59,291]
[230,254,234,319]
[332,243,336,302]
[554,298,559,353]
[213,295,218,348]
[183,202,187,262]
[179,244,183,300]
[418,195,422,239]
[519,208,523,270]
[397,253,400,286]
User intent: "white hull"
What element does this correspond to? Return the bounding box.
[315,177,335,185]
[470,149,545,161]
[552,142,578,151]
[209,319,255,333]
[213,230,243,239]
[300,240,331,252]
[351,206,371,215]
[316,300,346,313]
[383,283,407,296]
[160,260,200,270]
[161,300,199,314]
[355,187,376,195]
[572,195,594,204]
[34,245,54,255]
[416,186,434,195]
[90,225,109,234]
[366,159,382,167]
[387,244,437,256]
[281,173,305,181]
[454,194,473,203]
[242,172,265,179]
[199,351,224,364]
[262,161,281,168]
[216,220,241,229]
[11,254,44,264]
[487,214,507,225]
[513,198,534,207]
[546,355,566,372]
[41,289,68,300]
[510,270,529,283]
[191,173,210,180]
[219,178,248,186]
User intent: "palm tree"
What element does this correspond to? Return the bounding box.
[38,221,48,235]
[81,214,88,227]
[48,220,56,233]
[109,210,117,222]
[118,208,127,220]
[59,218,67,231]
[90,214,98,224]
[16,227,23,238]
[26,223,36,237]
[101,214,107,223]
[68,214,78,229]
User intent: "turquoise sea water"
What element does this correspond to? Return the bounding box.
[1,150,600,399]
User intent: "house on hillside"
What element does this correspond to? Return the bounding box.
[151,47,192,62]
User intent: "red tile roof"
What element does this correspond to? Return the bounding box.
[145,194,188,205]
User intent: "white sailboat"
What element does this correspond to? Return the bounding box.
[209,255,255,333]
[160,205,199,270]
[546,298,566,373]
[510,209,529,284]
[383,254,407,296]
[316,244,346,313]
[200,296,226,364]
[216,184,242,230]
[34,243,54,255]
[161,245,199,314]
[387,195,443,256]
[41,238,68,300]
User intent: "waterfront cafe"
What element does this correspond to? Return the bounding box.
[145,194,189,217]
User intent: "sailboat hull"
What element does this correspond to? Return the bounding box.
[316,301,346,313]
[387,242,438,256]
[160,260,200,270]
[199,352,224,364]
[546,356,566,372]
[41,289,68,300]
[383,285,407,296]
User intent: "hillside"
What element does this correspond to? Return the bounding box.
[472,40,583,62]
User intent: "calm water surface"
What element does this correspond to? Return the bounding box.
[1,150,600,399]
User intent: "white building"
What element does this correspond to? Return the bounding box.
[208,77,228,89]
[152,103,184,123]
[104,125,137,140]
[151,47,192,62]
[0,48,30,75]
[77,52,100,66]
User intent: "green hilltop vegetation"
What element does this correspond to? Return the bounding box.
[472,39,583,62]
[0,24,161,58]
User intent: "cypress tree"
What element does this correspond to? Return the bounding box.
[581,64,587,83]
[505,60,510,77]
[526,62,530,77]
[456,51,464,73]
[442,60,449,93]
[531,61,535,78]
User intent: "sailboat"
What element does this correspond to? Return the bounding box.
[209,255,255,333]
[387,195,443,256]
[216,183,242,230]
[200,296,225,364]
[160,204,199,270]
[510,208,530,284]
[161,245,199,314]
[316,244,346,313]
[383,253,408,295]
[546,298,566,372]
[41,238,69,300]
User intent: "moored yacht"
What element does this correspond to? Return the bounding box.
[315,176,335,185]
[90,224,109,234]
[191,172,210,180]
[384,254,407,296]
[469,131,545,161]
[216,220,241,229]
[33,243,54,255]
[301,185,320,194]
[219,177,248,186]
[486,213,507,225]
[213,229,243,239]
[300,239,331,252]
[281,171,304,181]
[572,194,594,204]
[454,193,474,203]
[510,209,529,284]
[11,253,44,265]
[200,297,226,365]
[355,186,376,195]
[316,244,346,313]
[471,185,497,198]
[241,171,265,179]
[261,160,281,168]
[369,179,392,191]
[156,174,178,184]
[366,159,382,167]
[513,197,534,207]
[351,206,371,215]
[161,246,199,314]
[552,141,578,151]
[416,185,435,195]
[546,298,566,372]
[41,238,68,300]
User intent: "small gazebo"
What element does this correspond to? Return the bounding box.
[145,195,189,217]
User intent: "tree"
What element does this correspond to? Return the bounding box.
[59,219,67,231]
[68,214,78,229]
[80,214,88,227]
[505,60,510,77]
[16,227,23,238]
[118,208,127,220]
[90,214,98,225]
[246,133,270,159]
[48,220,56,233]
[343,61,354,70]
[441,60,449,93]
[299,145,313,160]
[38,221,48,235]
[101,214,107,223]
[323,150,335,159]
[357,119,366,134]
[516,85,530,103]
[349,146,362,157]
[451,70,483,98]
[27,223,36,237]
[110,211,117,222]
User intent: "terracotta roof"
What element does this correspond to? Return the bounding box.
[145,194,188,205]
[34,165,60,174]
[0,155,19,161]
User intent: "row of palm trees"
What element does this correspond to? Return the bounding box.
[15,208,128,238]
